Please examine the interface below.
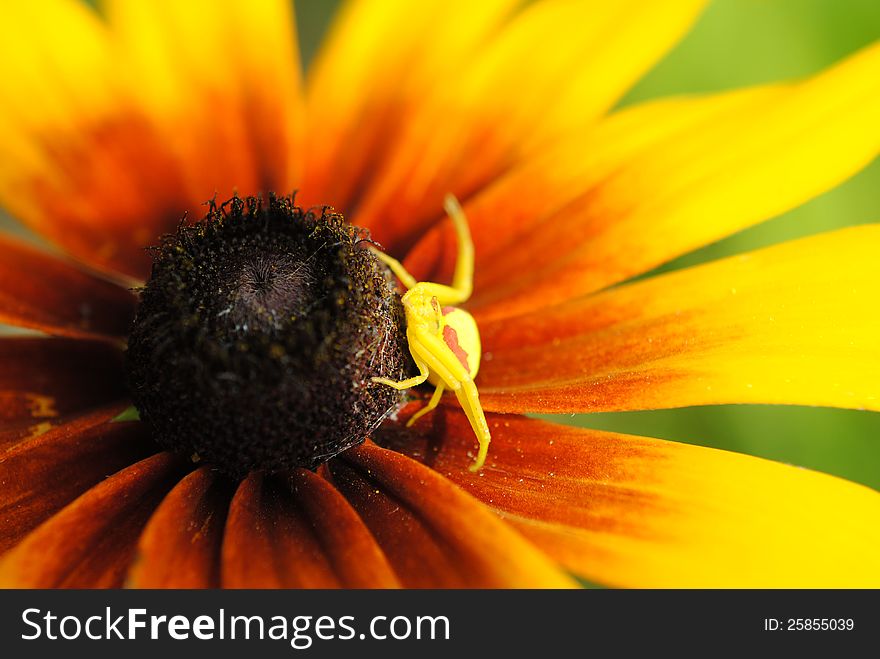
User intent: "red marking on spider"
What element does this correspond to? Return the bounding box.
[442,324,470,371]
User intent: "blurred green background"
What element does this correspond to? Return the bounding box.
[2,1,878,489]
[297,0,880,490]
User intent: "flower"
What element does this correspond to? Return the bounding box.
[1,0,879,588]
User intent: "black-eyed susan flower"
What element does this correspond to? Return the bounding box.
[0,0,879,588]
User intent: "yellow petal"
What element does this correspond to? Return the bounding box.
[478,225,880,414]
[301,0,518,217]
[458,40,880,318]
[103,0,305,197]
[383,407,880,588]
[0,0,175,278]
[305,0,705,253]
[0,0,116,130]
[403,83,776,284]
[0,0,305,279]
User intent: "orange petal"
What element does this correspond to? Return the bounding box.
[407,41,880,311]
[1,0,305,280]
[128,467,235,588]
[328,442,575,588]
[350,0,705,253]
[0,399,126,454]
[403,83,779,284]
[1,114,189,281]
[0,409,153,553]
[300,0,517,223]
[221,469,399,588]
[381,407,880,587]
[0,236,137,340]
[478,225,880,414]
[103,0,305,197]
[0,0,192,280]
[0,338,125,429]
[0,452,188,588]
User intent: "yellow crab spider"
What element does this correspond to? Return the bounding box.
[370,194,491,472]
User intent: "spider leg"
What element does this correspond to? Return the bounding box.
[454,380,491,472]
[368,248,418,290]
[444,193,474,303]
[409,327,468,387]
[413,195,475,306]
[406,382,446,428]
[371,355,430,389]
[369,196,473,305]
[409,325,490,470]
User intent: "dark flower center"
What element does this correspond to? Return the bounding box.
[124,195,413,477]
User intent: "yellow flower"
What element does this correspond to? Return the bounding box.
[0,0,878,588]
